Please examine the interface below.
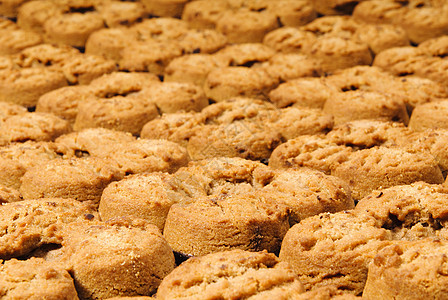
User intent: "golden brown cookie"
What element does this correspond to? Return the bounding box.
[157,249,305,299]
[0,141,69,190]
[372,46,427,77]
[0,0,29,18]
[332,146,445,200]
[269,77,333,109]
[363,239,448,299]
[181,0,229,29]
[215,42,275,67]
[354,23,410,54]
[0,102,27,123]
[263,26,317,54]
[0,197,97,259]
[141,0,189,17]
[352,0,405,25]
[176,28,228,54]
[163,191,290,256]
[99,172,205,231]
[164,53,230,86]
[0,67,67,108]
[0,112,72,146]
[216,9,279,43]
[269,134,353,174]
[19,157,123,204]
[85,27,137,62]
[322,90,409,125]
[0,27,42,55]
[16,0,62,35]
[312,0,362,15]
[0,184,22,204]
[53,218,175,299]
[96,0,146,27]
[409,100,448,132]
[204,66,279,102]
[279,211,392,295]
[0,257,78,299]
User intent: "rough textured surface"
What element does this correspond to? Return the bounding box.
[157,249,304,300]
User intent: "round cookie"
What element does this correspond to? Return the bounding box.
[54,127,136,158]
[352,0,405,24]
[0,112,72,146]
[307,36,372,72]
[181,0,229,29]
[157,249,305,299]
[0,101,27,123]
[43,11,105,48]
[332,146,445,200]
[409,100,448,132]
[279,211,393,294]
[0,28,42,56]
[85,27,136,62]
[17,0,64,34]
[301,15,360,39]
[0,141,69,190]
[176,28,228,55]
[354,23,410,54]
[322,90,409,125]
[258,53,322,82]
[215,9,279,44]
[355,182,448,241]
[268,77,333,109]
[163,191,290,256]
[0,67,67,108]
[263,27,317,54]
[262,168,354,226]
[99,172,205,231]
[96,0,146,27]
[164,53,230,86]
[140,0,189,18]
[129,17,189,41]
[372,46,428,77]
[0,257,78,299]
[118,40,183,76]
[269,134,353,174]
[0,184,21,204]
[74,94,159,135]
[0,197,97,259]
[261,0,316,27]
[204,66,279,102]
[54,218,175,299]
[143,82,208,114]
[363,239,448,299]
[0,0,29,18]
[19,156,123,204]
[215,43,275,67]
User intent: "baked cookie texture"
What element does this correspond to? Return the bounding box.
[157,249,305,299]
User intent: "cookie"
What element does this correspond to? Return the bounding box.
[0,112,72,146]
[143,81,208,114]
[204,66,279,102]
[0,197,97,259]
[0,27,42,55]
[257,53,322,82]
[19,156,123,204]
[118,40,183,76]
[17,0,65,34]
[0,184,22,204]
[263,27,317,54]
[216,9,279,43]
[129,17,189,41]
[43,11,105,48]
[96,0,146,27]
[363,239,448,299]
[0,257,78,299]
[0,0,29,18]
[215,42,275,67]
[0,67,67,108]
[181,0,229,29]
[269,134,353,174]
[409,100,448,132]
[99,172,205,231]
[352,0,405,24]
[373,46,427,77]
[140,0,189,18]
[332,146,445,200]
[354,23,410,54]
[176,29,228,54]
[0,102,27,123]
[85,27,136,62]
[322,90,409,125]
[268,77,334,109]
[157,249,305,299]
[279,211,392,294]
[262,0,316,27]
[312,0,361,15]
[163,191,290,256]
[302,15,360,39]
[0,141,69,190]
[52,218,175,299]
[308,36,372,72]
[164,53,230,86]
[73,93,159,135]
[355,182,448,241]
